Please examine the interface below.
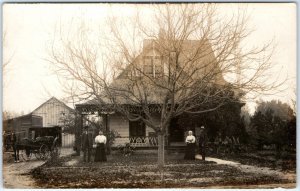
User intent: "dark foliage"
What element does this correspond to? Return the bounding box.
[177,100,247,143]
[249,100,296,153]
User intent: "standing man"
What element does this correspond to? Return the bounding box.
[11,131,19,163]
[198,126,207,160]
[81,126,93,162]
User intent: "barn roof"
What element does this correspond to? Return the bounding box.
[32,97,75,113]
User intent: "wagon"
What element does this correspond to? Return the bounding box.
[17,136,60,161]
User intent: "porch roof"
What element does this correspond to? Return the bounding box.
[75,100,162,114]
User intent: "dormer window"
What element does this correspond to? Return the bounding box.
[143,56,163,77]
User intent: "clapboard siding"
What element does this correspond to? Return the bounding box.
[109,114,129,137]
[32,97,74,127]
[109,113,158,146]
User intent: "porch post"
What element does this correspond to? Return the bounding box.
[74,111,83,156]
[105,114,111,155]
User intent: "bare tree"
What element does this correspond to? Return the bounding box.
[3,31,11,72]
[48,4,284,168]
[2,110,23,121]
[2,29,15,88]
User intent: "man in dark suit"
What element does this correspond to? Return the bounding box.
[198,126,207,161]
[11,131,20,162]
[81,126,93,162]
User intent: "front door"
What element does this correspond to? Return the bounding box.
[169,117,184,142]
[129,120,145,137]
[129,120,146,144]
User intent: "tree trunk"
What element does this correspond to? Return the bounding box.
[158,133,165,169]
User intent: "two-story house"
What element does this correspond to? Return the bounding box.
[75,36,242,149]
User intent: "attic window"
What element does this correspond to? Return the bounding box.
[143,56,163,77]
[144,57,153,75]
[153,57,162,77]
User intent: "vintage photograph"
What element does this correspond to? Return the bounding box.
[2,2,296,188]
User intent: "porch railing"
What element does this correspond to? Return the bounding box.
[114,136,158,147]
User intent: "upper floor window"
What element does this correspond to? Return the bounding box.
[143,56,163,77]
[144,57,153,75]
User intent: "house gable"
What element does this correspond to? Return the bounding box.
[105,38,229,105]
[116,38,226,83]
[32,97,75,127]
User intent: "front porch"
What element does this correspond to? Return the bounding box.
[74,102,190,153]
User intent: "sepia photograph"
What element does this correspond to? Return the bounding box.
[2,2,297,189]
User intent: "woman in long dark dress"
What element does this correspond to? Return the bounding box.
[184,130,196,160]
[94,131,107,162]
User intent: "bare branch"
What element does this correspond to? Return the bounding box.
[48,3,285,136]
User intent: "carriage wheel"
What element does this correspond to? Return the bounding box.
[20,149,32,161]
[39,144,50,160]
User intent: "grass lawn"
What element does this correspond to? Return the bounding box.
[30,151,296,188]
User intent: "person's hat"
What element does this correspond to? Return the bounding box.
[201,126,205,129]
[83,126,89,129]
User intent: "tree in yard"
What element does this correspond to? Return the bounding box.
[2,110,24,122]
[2,30,13,75]
[177,101,248,144]
[255,100,294,122]
[48,4,283,168]
[249,100,295,152]
[2,28,16,89]
[59,113,76,133]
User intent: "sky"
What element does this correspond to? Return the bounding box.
[2,3,297,115]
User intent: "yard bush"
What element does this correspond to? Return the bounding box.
[248,100,296,154]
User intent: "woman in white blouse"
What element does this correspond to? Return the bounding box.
[184,130,196,160]
[94,131,107,162]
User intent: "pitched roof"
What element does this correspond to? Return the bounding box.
[80,38,228,106]
[3,113,42,122]
[32,97,75,113]
[117,38,226,84]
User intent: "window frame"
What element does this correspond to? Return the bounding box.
[143,56,163,77]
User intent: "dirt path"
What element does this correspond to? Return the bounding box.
[195,154,296,183]
[2,148,74,189]
[3,159,45,188]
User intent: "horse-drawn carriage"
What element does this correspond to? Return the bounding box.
[4,126,63,161]
[18,135,61,161]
